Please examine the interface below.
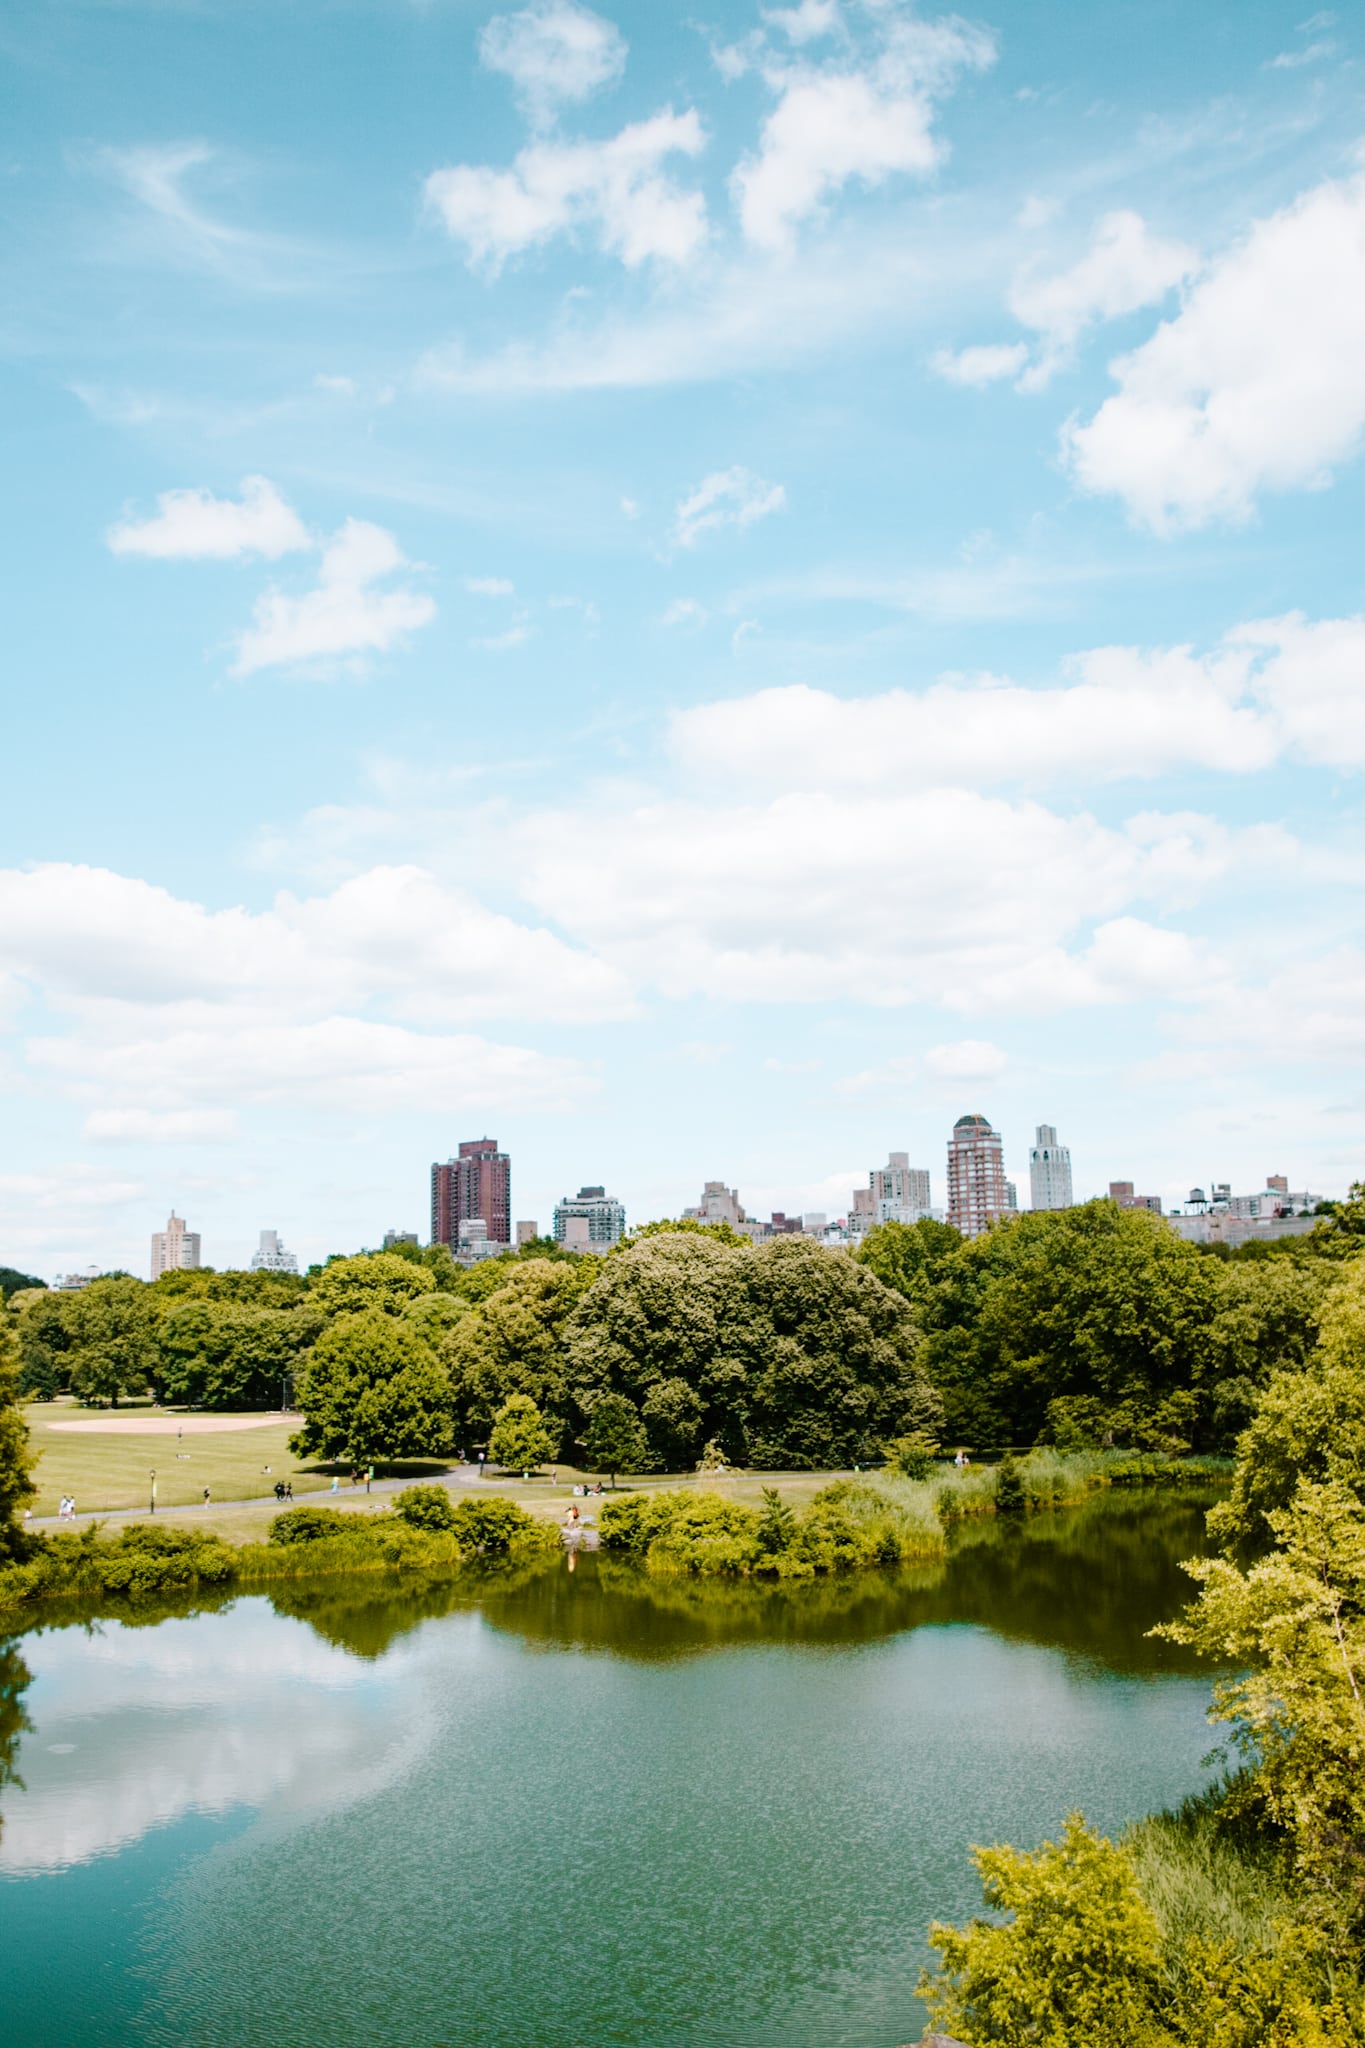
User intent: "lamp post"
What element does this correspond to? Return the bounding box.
[149,1469,157,1515]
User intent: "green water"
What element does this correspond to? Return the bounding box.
[0,1494,1224,2048]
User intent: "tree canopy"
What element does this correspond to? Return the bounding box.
[565,1231,942,1469]
[290,1311,452,1463]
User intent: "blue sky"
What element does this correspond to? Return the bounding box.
[2,0,1363,1276]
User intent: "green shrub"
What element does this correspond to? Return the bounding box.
[393,1484,458,1531]
[882,1429,939,1480]
[95,1523,238,1594]
[446,1496,554,1555]
[994,1454,1026,1513]
[597,1491,666,1552]
[269,1505,362,1545]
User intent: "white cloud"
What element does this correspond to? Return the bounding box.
[233,519,435,674]
[673,466,786,547]
[314,372,356,396]
[924,1038,1008,1080]
[668,657,1265,790]
[425,108,707,271]
[83,1108,240,1144]
[513,786,1274,1013]
[932,210,1196,393]
[1065,165,1365,532]
[472,623,533,651]
[732,11,996,250]
[0,862,632,1025]
[464,575,516,596]
[764,0,841,43]
[1007,210,1196,388]
[479,1,627,127]
[34,1016,590,1119]
[1267,38,1336,68]
[620,496,641,518]
[661,597,707,627]
[0,862,626,1132]
[668,610,1365,787]
[1232,610,1365,767]
[930,341,1029,386]
[107,476,310,561]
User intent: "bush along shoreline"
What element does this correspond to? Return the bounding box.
[0,1451,1221,1617]
[0,1487,557,1620]
[603,1449,1219,1578]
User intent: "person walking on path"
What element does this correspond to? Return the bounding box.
[202,1487,211,1506]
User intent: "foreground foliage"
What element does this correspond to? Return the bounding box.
[919,1229,1365,2046]
[921,1809,1365,2047]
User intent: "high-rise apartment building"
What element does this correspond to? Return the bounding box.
[1109,1181,1163,1215]
[251,1228,299,1274]
[431,1138,510,1249]
[553,1185,626,1248]
[947,1114,1010,1237]
[151,1211,201,1280]
[871,1151,933,1223]
[1029,1125,1073,1211]
[683,1181,745,1228]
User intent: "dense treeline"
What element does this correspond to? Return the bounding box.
[917,1210,1365,2046]
[3,1189,1362,1477]
[858,1199,1352,1452]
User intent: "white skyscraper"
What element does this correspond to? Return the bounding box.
[250,1228,299,1274]
[1029,1125,1073,1211]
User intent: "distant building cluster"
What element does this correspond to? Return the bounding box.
[103,1122,1335,1289]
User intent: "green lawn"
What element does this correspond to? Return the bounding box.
[22,1399,381,1517]
[23,1399,856,1543]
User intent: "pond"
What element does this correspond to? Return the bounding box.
[0,1492,1224,2048]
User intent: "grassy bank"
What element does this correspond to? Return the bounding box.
[597,1450,1211,1577]
[0,1492,557,1621]
[1,1449,1219,1618]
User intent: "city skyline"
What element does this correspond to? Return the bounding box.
[40,1122,1341,1282]
[2,0,1362,1278]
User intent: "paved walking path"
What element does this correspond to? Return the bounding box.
[26,1463,548,1532]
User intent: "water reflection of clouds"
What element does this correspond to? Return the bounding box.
[0,1599,482,1877]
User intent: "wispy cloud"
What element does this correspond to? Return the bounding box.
[673,466,786,548]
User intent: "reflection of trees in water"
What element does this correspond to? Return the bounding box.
[0,1635,34,1844]
[265,1560,552,1661]
[937,1492,1223,1673]
[0,1497,1228,1740]
[469,1492,1226,1675]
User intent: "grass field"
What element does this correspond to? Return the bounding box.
[22,1398,858,1542]
[23,1399,357,1516]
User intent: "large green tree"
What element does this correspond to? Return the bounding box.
[309,1252,436,1318]
[291,1311,452,1463]
[157,1299,325,1410]
[1209,1259,1365,1555]
[581,1392,650,1486]
[566,1231,940,1469]
[444,1258,596,1449]
[0,1312,36,1554]
[65,1278,159,1407]
[902,1202,1223,1449]
[15,1288,75,1399]
[488,1393,557,1472]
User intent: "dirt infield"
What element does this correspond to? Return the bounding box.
[49,1414,287,1435]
